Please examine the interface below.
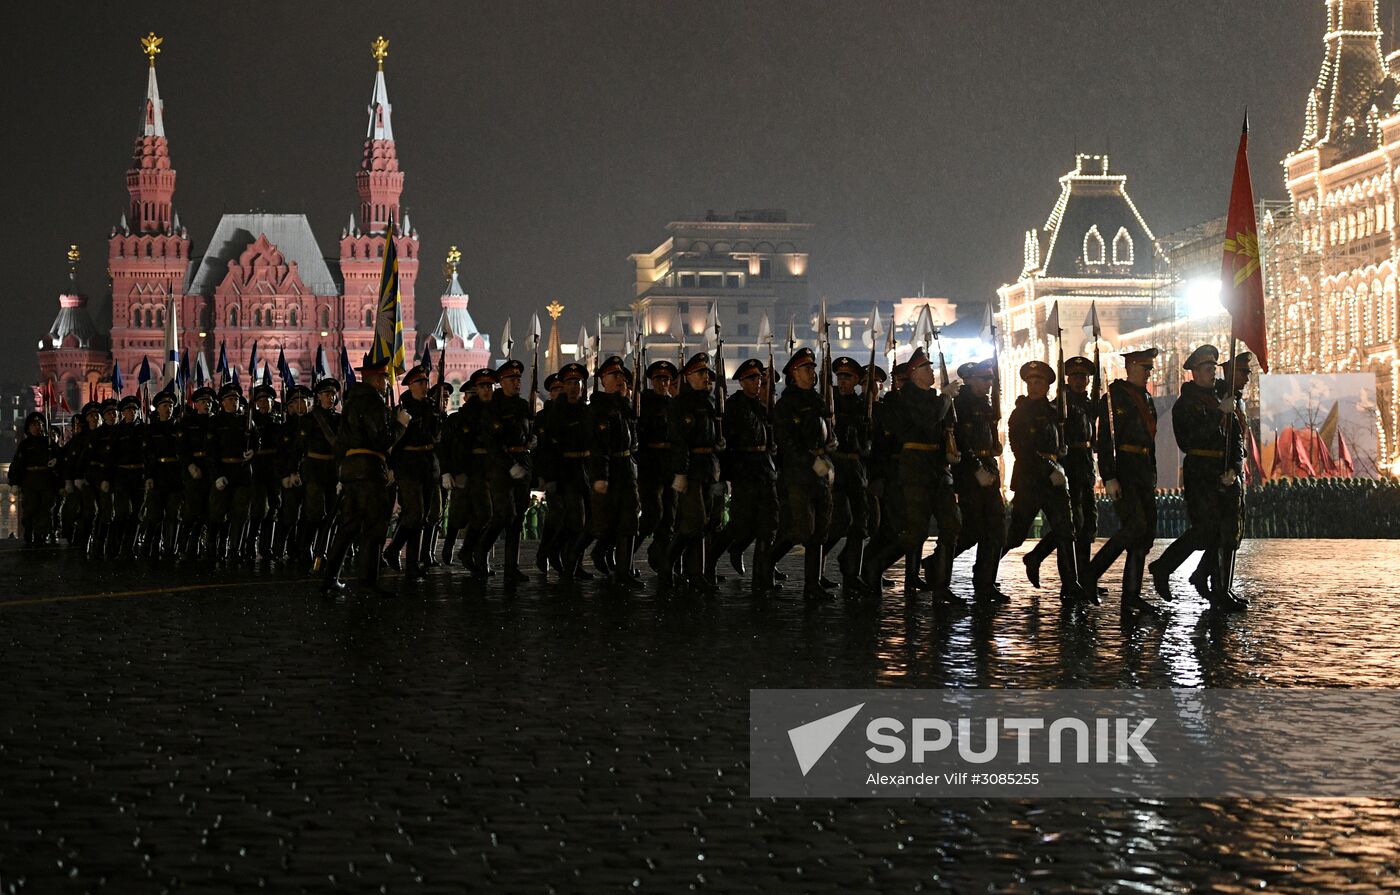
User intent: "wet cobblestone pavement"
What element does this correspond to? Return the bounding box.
[2,538,1399,893]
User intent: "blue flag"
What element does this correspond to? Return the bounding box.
[420,341,432,373]
[231,367,241,389]
[339,343,357,386]
[179,347,192,393]
[314,345,330,383]
[248,341,260,390]
[195,351,210,389]
[138,355,153,387]
[111,362,125,395]
[216,341,229,384]
[277,347,294,390]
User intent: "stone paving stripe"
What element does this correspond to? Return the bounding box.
[0,580,252,609]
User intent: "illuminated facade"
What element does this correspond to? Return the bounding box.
[629,210,810,362]
[994,153,1167,420]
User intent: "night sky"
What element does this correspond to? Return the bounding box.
[11,1,1350,382]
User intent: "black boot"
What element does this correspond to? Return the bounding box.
[612,537,642,590]
[1208,546,1247,611]
[422,526,441,568]
[403,527,426,579]
[1121,548,1157,615]
[861,540,904,594]
[802,543,831,602]
[1023,537,1054,588]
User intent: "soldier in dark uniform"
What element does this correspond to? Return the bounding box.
[868,363,911,590]
[1023,356,1100,598]
[637,360,678,575]
[1001,361,1087,603]
[587,355,641,588]
[419,381,453,570]
[321,356,410,597]
[383,365,442,579]
[659,352,724,592]
[822,357,873,594]
[1150,348,1250,611]
[530,373,565,574]
[56,411,88,545]
[861,348,962,603]
[248,384,282,559]
[537,363,593,583]
[442,368,496,575]
[943,358,1007,601]
[67,402,104,553]
[8,412,59,546]
[178,387,216,557]
[205,382,258,563]
[141,386,184,558]
[770,348,839,601]
[272,385,312,561]
[708,358,780,591]
[106,395,147,558]
[299,378,343,570]
[476,361,533,583]
[90,399,121,558]
[1086,347,1160,613]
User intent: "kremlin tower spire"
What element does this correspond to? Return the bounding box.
[357,35,404,234]
[127,32,176,234]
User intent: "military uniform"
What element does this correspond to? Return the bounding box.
[823,358,873,589]
[68,406,105,552]
[1024,357,1098,593]
[664,353,726,592]
[1002,361,1085,602]
[477,363,533,582]
[322,363,404,595]
[248,385,282,559]
[862,350,961,602]
[273,386,313,560]
[709,359,779,590]
[587,356,641,587]
[107,397,148,557]
[178,390,215,556]
[771,348,838,600]
[442,370,494,573]
[298,379,343,568]
[637,361,678,574]
[943,359,1006,599]
[141,390,184,557]
[205,384,259,561]
[537,364,593,582]
[385,366,443,578]
[8,413,59,546]
[1087,348,1160,608]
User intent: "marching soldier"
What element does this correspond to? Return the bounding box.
[861,348,961,603]
[107,395,148,558]
[587,355,641,588]
[298,378,343,570]
[420,381,454,570]
[1150,348,1250,611]
[771,347,839,601]
[273,385,312,560]
[869,362,912,590]
[537,363,592,584]
[383,365,442,579]
[205,382,259,563]
[1001,360,1087,603]
[69,402,104,554]
[57,411,88,545]
[321,356,410,597]
[91,399,120,558]
[442,368,496,576]
[477,361,533,583]
[8,411,59,546]
[943,358,1006,601]
[531,372,567,575]
[663,353,725,593]
[823,357,872,594]
[1086,347,1160,613]
[178,387,216,557]
[708,358,780,591]
[141,386,184,558]
[1023,356,1100,597]
[249,384,282,559]
[637,360,678,576]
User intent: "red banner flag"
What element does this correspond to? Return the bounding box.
[1221,116,1270,373]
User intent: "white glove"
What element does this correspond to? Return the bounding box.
[280,475,293,489]
[100,480,110,494]
[974,467,997,488]
[812,456,833,478]
[672,473,688,493]
[1220,469,1239,486]
[1104,479,1122,500]
[1220,397,1239,415]
[944,380,962,399]
[290,473,302,487]
[442,473,455,490]
[593,480,608,495]
[64,480,74,494]
[187,463,203,480]
[386,470,396,485]
[453,473,467,489]
[242,449,254,461]
[947,450,962,465]
[214,476,229,491]
[46,458,58,468]
[1049,469,1067,488]
[145,478,155,491]
[824,466,836,486]
[395,408,412,428]
[509,464,529,481]
[336,482,344,494]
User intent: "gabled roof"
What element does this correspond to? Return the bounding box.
[185,214,341,296]
[1034,155,1157,279]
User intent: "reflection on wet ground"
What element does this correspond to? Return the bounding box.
[1,538,1397,892]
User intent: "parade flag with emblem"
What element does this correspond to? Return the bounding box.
[216,341,229,384]
[313,345,330,383]
[111,361,125,396]
[367,217,406,377]
[163,297,180,387]
[1221,115,1270,373]
[339,342,357,386]
[248,341,260,390]
[277,347,295,390]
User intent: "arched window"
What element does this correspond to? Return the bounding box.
[229,306,240,327]
[145,308,155,328]
[1083,225,1106,265]
[1112,227,1134,265]
[131,306,142,327]
[253,307,263,327]
[289,306,299,327]
[318,306,330,329]
[363,306,375,327]
[155,308,164,328]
